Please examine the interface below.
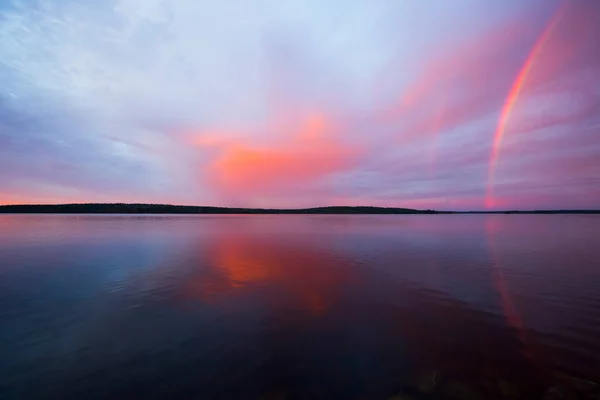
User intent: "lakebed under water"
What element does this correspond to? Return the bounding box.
[1,214,599,399]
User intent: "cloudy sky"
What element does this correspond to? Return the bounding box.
[0,0,599,210]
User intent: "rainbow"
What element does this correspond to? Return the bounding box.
[485,6,566,209]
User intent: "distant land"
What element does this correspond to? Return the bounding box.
[0,204,434,214]
[0,203,599,214]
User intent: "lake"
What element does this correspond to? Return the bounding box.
[1,214,599,399]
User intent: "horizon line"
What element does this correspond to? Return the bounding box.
[1,203,599,214]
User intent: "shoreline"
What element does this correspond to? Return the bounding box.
[1,204,599,214]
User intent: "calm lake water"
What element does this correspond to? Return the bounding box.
[1,214,599,399]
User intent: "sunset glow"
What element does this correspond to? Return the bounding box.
[1,0,599,210]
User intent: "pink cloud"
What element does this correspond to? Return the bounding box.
[192,113,361,200]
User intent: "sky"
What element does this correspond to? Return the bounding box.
[0,0,599,210]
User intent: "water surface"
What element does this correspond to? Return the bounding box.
[1,214,599,399]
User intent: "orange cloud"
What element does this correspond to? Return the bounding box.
[194,113,360,197]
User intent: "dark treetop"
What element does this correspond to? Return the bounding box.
[0,203,599,214]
